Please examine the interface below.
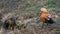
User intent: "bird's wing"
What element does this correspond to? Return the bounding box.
[47,14,52,20]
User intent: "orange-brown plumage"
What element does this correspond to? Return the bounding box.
[40,8,54,24]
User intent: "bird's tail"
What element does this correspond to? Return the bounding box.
[47,18,55,24]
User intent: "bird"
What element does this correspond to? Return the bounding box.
[40,8,54,28]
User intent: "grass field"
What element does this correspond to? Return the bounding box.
[0,0,60,34]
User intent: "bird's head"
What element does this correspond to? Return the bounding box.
[40,8,48,14]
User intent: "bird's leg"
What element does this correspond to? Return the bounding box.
[47,23,51,28]
[42,23,44,28]
[47,23,48,26]
[46,23,49,28]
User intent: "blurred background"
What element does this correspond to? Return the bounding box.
[0,0,60,34]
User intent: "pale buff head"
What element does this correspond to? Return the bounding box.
[40,8,48,13]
